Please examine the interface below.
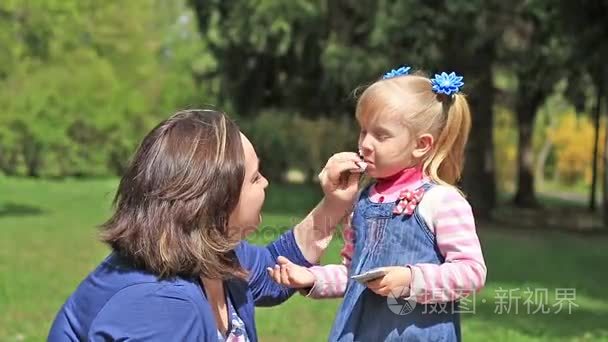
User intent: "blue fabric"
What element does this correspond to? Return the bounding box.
[329,183,461,342]
[48,229,311,342]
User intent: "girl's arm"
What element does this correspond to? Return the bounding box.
[409,186,487,303]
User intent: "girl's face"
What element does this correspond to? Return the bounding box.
[228,133,269,239]
[358,111,420,179]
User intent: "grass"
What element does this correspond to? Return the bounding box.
[1,177,608,341]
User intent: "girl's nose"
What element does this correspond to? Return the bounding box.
[359,134,372,154]
[359,136,373,155]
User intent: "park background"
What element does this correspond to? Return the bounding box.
[1,1,607,341]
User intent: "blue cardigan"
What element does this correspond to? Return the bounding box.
[48,229,312,341]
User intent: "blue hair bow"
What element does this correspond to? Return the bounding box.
[382,66,411,79]
[430,72,464,96]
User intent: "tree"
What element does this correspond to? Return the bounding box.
[0,0,205,177]
[435,1,509,218]
[189,0,510,217]
[372,0,509,218]
[189,0,333,117]
[497,0,571,208]
[558,0,608,214]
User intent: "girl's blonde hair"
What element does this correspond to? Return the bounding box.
[355,73,471,186]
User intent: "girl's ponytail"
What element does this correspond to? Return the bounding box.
[424,94,472,185]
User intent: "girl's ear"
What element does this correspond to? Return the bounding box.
[412,133,434,159]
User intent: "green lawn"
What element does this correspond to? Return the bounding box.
[1,177,607,341]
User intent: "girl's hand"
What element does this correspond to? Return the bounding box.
[365,266,412,297]
[267,256,316,289]
[318,152,364,210]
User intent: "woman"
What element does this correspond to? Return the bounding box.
[48,109,363,341]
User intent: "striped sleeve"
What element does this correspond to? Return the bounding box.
[409,186,487,303]
[305,214,353,299]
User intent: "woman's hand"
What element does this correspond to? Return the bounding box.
[365,266,412,297]
[292,152,364,264]
[267,256,316,289]
[318,152,364,210]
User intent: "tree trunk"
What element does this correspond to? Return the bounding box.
[535,134,552,189]
[590,79,602,211]
[514,94,542,208]
[0,148,7,175]
[603,94,608,227]
[16,122,42,177]
[535,107,554,188]
[461,54,496,220]
[24,142,42,177]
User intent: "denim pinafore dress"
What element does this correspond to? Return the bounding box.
[329,183,461,341]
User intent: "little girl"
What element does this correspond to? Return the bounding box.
[268,66,487,341]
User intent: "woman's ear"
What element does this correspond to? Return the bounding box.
[412,133,434,159]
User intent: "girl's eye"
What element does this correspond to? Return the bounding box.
[253,173,261,183]
[371,130,390,140]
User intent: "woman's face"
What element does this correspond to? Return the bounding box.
[228,133,269,239]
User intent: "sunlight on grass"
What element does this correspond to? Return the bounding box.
[1,177,607,341]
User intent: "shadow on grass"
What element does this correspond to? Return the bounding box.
[493,192,607,235]
[0,202,45,217]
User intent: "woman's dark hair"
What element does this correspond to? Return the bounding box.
[100,109,247,279]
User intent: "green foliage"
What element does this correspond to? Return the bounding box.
[0,0,605,203]
[549,111,604,185]
[494,107,517,192]
[190,0,330,116]
[0,0,210,177]
[241,111,357,182]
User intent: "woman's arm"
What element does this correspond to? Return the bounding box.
[292,198,350,264]
[304,213,354,298]
[239,152,363,306]
[236,229,313,306]
[293,152,363,263]
[264,213,355,299]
